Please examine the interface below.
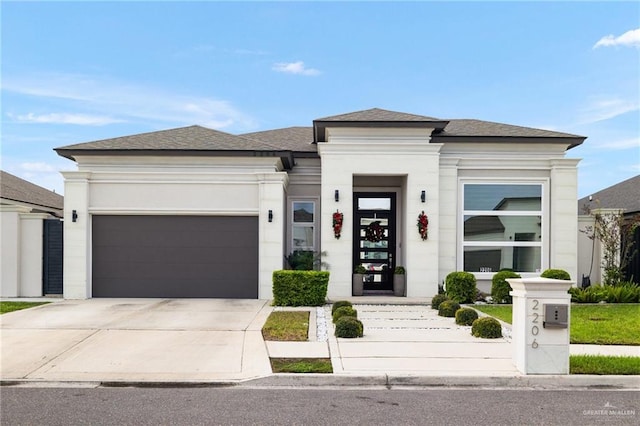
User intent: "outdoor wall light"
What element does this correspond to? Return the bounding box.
[335,190,340,202]
[421,190,426,203]
[72,210,78,222]
[268,209,273,222]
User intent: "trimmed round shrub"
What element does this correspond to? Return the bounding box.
[541,269,571,280]
[335,316,364,338]
[331,300,353,315]
[431,294,450,310]
[491,271,521,304]
[445,271,477,304]
[438,300,461,317]
[332,306,357,323]
[455,307,479,326]
[471,317,503,339]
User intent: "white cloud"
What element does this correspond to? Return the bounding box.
[272,61,321,76]
[2,73,257,131]
[578,97,639,124]
[594,28,640,49]
[591,137,640,151]
[8,112,122,126]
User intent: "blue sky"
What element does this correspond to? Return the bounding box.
[2,1,639,197]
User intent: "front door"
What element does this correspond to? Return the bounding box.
[353,193,396,292]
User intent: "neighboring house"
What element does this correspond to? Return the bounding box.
[577,175,640,285]
[1,171,64,297]
[55,108,585,299]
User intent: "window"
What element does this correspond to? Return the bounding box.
[292,201,315,250]
[462,183,543,274]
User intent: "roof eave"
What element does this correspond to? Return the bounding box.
[54,149,296,170]
[312,120,450,143]
[431,135,587,150]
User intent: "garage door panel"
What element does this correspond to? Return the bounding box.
[92,216,258,298]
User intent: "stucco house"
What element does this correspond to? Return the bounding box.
[55,108,585,299]
[1,171,64,297]
[577,174,640,285]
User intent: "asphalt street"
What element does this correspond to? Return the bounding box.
[1,386,638,425]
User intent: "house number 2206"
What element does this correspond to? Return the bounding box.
[531,299,540,349]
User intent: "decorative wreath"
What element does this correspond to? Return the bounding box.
[417,211,429,240]
[365,221,384,243]
[332,211,344,239]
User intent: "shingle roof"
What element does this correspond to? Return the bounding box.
[1,171,64,212]
[313,108,449,142]
[54,109,587,161]
[438,119,584,139]
[578,175,640,215]
[241,127,316,152]
[315,108,442,122]
[56,125,280,156]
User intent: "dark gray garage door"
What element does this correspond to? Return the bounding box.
[92,215,258,298]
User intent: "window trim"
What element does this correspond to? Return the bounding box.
[458,179,549,277]
[289,198,319,253]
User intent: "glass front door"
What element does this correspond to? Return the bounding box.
[353,193,396,292]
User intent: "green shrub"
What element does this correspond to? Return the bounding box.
[445,271,477,303]
[335,316,364,338]
[331,300,353,315]
[332,306,358,323]
[272,270,329,306]
[431,294,450,310]
[569,286,606,303]
[354,264,367,274]
[491,271,521,304]
[471,317,503,338]
[394,266,405,274]
[438,300,461,318]
[541,269,571,280]
[604,282,640,303]
[286,250,314,270]
[455,308,479,326]
[569,283,640,304]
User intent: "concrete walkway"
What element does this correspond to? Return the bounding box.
[265,303,518,377]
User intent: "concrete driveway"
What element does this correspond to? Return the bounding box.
[0,299,273,383]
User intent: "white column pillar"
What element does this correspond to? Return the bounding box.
[549,159,580,280]
[61,171,91,299]
[509,277,573,374]
[319,153,353,298]
[257,172,288,299]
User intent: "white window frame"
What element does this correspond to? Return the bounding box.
[458,179,549,278]
[289,199,318,253]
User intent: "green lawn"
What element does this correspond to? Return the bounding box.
[270,358,333,373]
[473,304,640,345]
[570,355,640,375]
[0,301,50,314]
[262,311,309,341]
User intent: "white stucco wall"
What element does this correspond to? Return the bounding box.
[549,160,581,281]
[318,128,442,298]
[1,206,26,297]
[62,156,288,299]
[1,205,50,297]
[20,213,50,296]
[577,215,600,285]
[440,144,580,290]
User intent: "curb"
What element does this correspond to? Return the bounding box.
[3,374,638,390]
[243,374,640,390]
